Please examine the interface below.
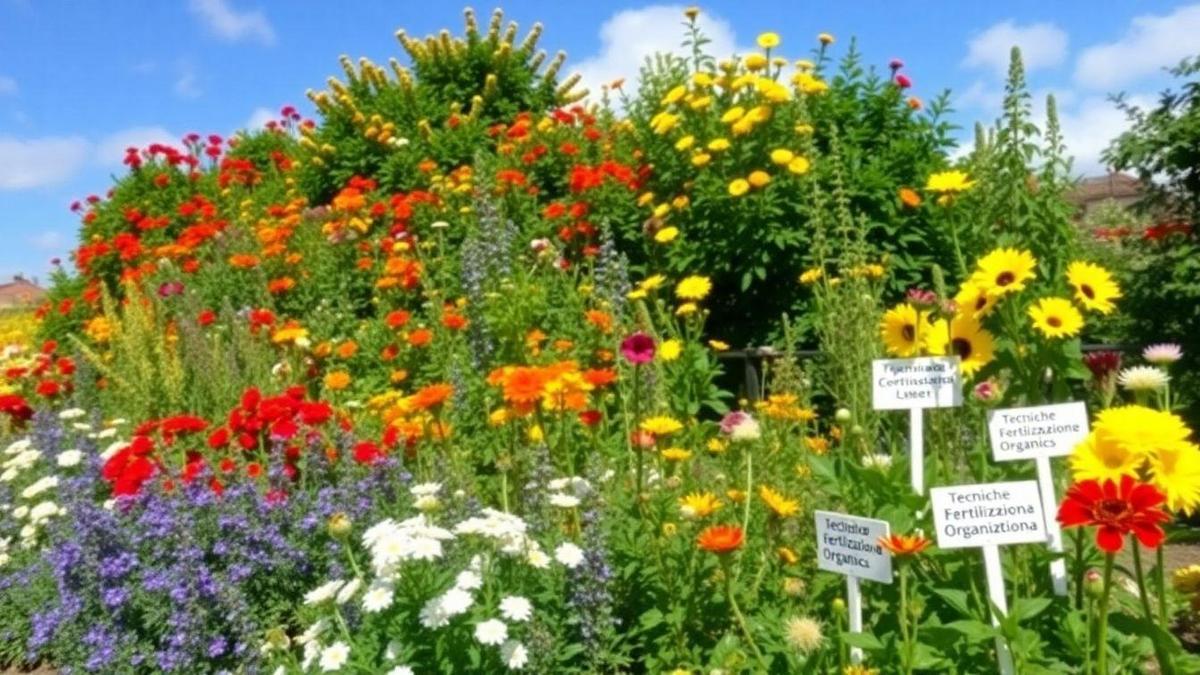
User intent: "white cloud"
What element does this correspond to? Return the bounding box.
[188,0,276,45]
[955,80,1003,112]
[573,5,745,99]
[27,230,65,251]
[1074,4,1200,90]
[94,126,177,166]
[0,76,16,95]
[0,136,90,189]
[245,107,275,131]
[964,21,1068,78]
[1056,94,1153,175]
[174,66,201,98]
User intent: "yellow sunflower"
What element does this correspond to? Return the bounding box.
[675,275,712,301]
[1028,297,1084,339]
[759,485,801,518]
[971,248,1037,297]
[1148,441,1200,515]
[879,303,933,357]
[1066,261,1122,314]
[953,282,998,319]
[927,315,995,376]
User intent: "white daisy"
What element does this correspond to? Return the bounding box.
[548,493,581,508]
[56,450,83,468]
[362,580,395,613]
[474,618,508,646]
[500,640,529,669]
[335,578,362,604]
[319,641,350,672]
[455,569,482,591]
[554,542,585,569]
[1118,365,1170,392]
[499,596,532,622]
[57,408,86,420]
[304,579,345,606]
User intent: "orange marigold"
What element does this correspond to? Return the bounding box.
[407,328,433,347]
[503,367,548,404]
[229,254,260,269]
[697,524,744,555]
[585,309,614,334]
[879,533,932,557]
[899,187,922,208]
[324,371,351,391]
[267,276,296,294]
[411,383,454,410]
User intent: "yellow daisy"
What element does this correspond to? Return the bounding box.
[1028,297,1084,339]
[675,276,712,301]
[924,170,975,194]
[679,491,722,519]
[640,416,684,436]
[759,485,801,518]
[971,248,1037,297]
[1066,261,1122,314]
[879,303,932,357]
[953,282,997,319]
[1069,428,1144,483]
[927,315,995,376]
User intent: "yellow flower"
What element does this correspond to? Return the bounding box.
[926,315,996,376]
[676,275,712,300]
[693,72,714,87]
[488,408,509,426]
[707,437,728,453]
[272,326,309,345]
[799,267,823,284]
[818,32,835,45]
[688,95,712,110]
[1148,441,1200,514]
[1174,565,1200,594]
[684,6,700,20]
[1096,406,1191,458]
[626,288,648,300]
[728,178,750,197]
[640,415,683,436]
[639,274,667,291]
[879,303,933,357]
[731,118,755,136]
[720,107,745,124]
[674,135,696,151]
[84,316,113,343]
[679,491,723,519]
[650,111,679,134]
[708,138,732,151]
[787,157,811,175]
[1066,261,1121,314]
[794,122,815,135]
[760,485,800,518]
[708,339,730,351]
[757,32,781,49]
[777,546,799,565]
[744,53,768,71]
[637,191,655,207]
[661,447,692,462]
[675,302,698,316]
[691,152,712,167]
[1070,428,1144,483]
[1028,297,1084,339]
[748,170,771,188]
[747,105,772,123]
[661,84,687,106]
[971,248,1037,297]
[659,339,683,361]
[655,227,680,244]
[527,424,544,443]
[925,170,975,194]
[672,195,690,210]
[770,148,795,165]
[954,282,998,319]
[652,203,670,218]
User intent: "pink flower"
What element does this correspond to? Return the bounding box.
[889,58,904,71]
[906,288,937,309]
[620,332,656,365]
[973,379,1001,403]
[1143,343,1182,365]
[895,74,912,89]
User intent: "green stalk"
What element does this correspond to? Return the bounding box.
[1097,554,1114,675]
[899,563,913,675]
[1157,545,1168,627]
[1134,540,1175,674]
[723,557,767,668]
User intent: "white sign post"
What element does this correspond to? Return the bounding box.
[931,480,1048,675]
[815,511,893,664]
[872,357,963,494]
[987,401,1089,596]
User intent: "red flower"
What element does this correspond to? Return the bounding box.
[0,394,33,424]
[620,332,655,365]
[697,524,744,554]
[578,410,603,427]
[1058,476,1170,553]
[352,441,383,465]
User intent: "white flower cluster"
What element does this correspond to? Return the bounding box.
[363,514,455,574]
[547,475,592,509]
[1,437,67,548]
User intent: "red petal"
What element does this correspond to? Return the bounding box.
[1058,500,1092,526]
[1132,522,1165,550]
[1096,526,1125,553]
[1129,482,1166,511]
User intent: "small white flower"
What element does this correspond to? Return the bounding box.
[430,221,450,230]
[108,418,128,426]
[19,524,36,540]
[319,641,350,672]
[362,580,395,613]
[548,493,581,509]
[296,618,329,645]
[0,468,16,483]
[383,640,403,661]
[22,476,59,499]
[1118,365,1170,392]
[28,500,59,523]
[335,578,363,604]
[862,453,893,470]
[56,450,83,468]
[304,579,345,606]
[386,667,414,675]
[455,569,482,591]
[410,481,442,497]
[95,428,117,439]
[499,596,532,622]
[554,542,585,569]
[11,505,28,519]
[500,640,529,669]
[475,618,508,646]
[71,422,92,432]
[526,548,550,569]
[58,408,86,420]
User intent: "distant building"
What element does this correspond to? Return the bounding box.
[0,276,47,308]
[1067,172,1143,219]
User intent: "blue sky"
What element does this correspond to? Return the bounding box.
[2,0,1197,284]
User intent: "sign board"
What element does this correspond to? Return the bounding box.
[872,357,962,410]
[930,480,1047,549]
[988,402,1089,461]
[814,511,893,584]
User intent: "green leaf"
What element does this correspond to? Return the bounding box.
[945,619,999,643]
[841,631,884,650]
[1010,597,1053,622]
[1108,612,1184,657]
[931,588,974,617]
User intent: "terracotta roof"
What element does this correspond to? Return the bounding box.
[0,278,47,305]
[1067,172,1143,205]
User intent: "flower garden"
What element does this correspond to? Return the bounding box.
[2,7,1200,674]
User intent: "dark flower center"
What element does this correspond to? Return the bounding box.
[996,271,1015,286]
[975,296,987,310]
[1048,316,1062,328]
[902,325,915,342]
[952,337,972,360]
[1095,498,1131,522]
[1082,284,1095,299]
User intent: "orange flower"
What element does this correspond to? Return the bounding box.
[503,367,548,405]
[697,524,745,554]
[899,187,921,208]
[407,329,433,347]
[324,371,351,391]
[229,253,260,269]
[336,341,359,359]
[386,310,411,329]
[267,276,296,294]
[442,311,468,331]
[582,368,618,387]
[411,383,454,410]
[879,533,932,557]
[584,309,613,334]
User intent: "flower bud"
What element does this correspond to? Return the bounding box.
[783,577,806,597]
[835,408,852,423]
[1084,569,1104,600]
[832,597,846,615]
[327,512,352,540]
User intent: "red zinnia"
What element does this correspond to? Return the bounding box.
[697,524,745,555]
[1058,476,1169,553]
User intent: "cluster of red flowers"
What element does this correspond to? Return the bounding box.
[2,341,75,402]
[101,386,354,498]
[0,393,33,425]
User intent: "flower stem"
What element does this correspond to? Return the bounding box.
[1097,553,1114,675]
[899,563,913,675]
[1157,545,1168,627]
[723,558,767,667]
[1134,540,1176,674]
